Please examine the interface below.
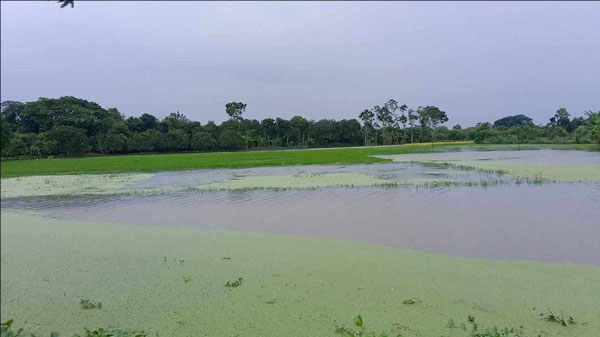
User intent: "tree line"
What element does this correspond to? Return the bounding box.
[0,96,598,158]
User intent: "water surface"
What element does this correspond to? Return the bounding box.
[2,149,599,265]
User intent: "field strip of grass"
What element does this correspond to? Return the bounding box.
[0,142,474,178]
[2,142,597,178]
[2,211,599,337]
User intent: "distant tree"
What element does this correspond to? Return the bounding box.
[241,132,255,151]
[473,122,495,144]
[407,109,417,143]
[190,131,216,152]
[218,128,243,151]
[46,125,90,156]
[396,104,408,144]
[493,114,534,128]
[225,102,246,122]
[163,111,189,130]
[549,108,571,131]
[585,110,600,146]
[290,116,310,147]
[1,116,14,154]
[358,109,374,146]
[140,113,158,130]
[420,106,448,147]
[6,137,27,157]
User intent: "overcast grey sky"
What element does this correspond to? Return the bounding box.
[1,1,599,126]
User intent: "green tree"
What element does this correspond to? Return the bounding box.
[6,137,27,157]
[358,109,374,146]
[191,131,216,152]
[585,110,600,146]
[493,114,534,128]
[46,125,90,156]
[1,115,14,154]
[549,108,571,131]
[290,116,310,147]
[225,102,246,122]
[420,106,448,146]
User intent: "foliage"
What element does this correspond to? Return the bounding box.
[540,309,575,326]
[225,277,243,288]
[2,96,596,159]
[1,141,478,178]
[493,115,533,128]
[1,320,146,337]
[334,315,398,337]
[80,299,102,309]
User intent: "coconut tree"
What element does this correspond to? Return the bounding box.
[241,133,255,151]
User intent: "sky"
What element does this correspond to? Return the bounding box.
[1,1,599,127]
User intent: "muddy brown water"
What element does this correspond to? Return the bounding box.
[2,150,599,265]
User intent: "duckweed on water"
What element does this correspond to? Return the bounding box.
[2,212,599,337]
[0,173,154,199]
[387,158,600,182]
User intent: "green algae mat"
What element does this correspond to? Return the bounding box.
[1,212,599,337]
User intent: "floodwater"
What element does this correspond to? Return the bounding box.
[2,150,600,265]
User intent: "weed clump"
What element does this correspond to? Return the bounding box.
[402,297,421,305]
[80,299,102,309]
[225,277,243,288]
[1,320,146,337]
[540,308,575,326]
[335,315,398,337]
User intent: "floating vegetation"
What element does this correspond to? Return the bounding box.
[385,156,600,183]
[446,316,526,337]
[0,173,154,199]
[197,173,396,191]
[540,309,575,326]
[182,277,192,283]
[1,320,147,337]
[225,277,243,288]
[221,257,231,260]
[3,212,599,337]
[402,297,421,305]
[80,299,102,309]
[334,315,395,337]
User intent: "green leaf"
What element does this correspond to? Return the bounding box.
[354,315,363,328]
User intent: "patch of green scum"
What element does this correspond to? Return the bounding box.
[2,212,599,337]
[447,162,600,183]
[0,173,154,199]
[196,173,396,191]
[388,157,600,183]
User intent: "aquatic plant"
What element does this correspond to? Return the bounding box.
[334,315,399,337]
[401,297,421,305]
[198,173,396,191]
[0,320,146,337]
[540,309,575,326]
[182,276,192,283]
[225,277,243,288]
[80,299,102,309]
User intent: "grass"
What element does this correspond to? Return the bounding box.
[2,142,597,179]
[1,142,482,178]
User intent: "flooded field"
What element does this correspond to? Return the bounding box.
[2,149,600,336]
[3,150,600,265]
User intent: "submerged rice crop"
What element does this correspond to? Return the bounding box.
[386,157,600,182]
[196,173,397,191]
[0,173,154,199]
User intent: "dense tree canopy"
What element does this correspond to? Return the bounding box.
[0,96,597,158]
[493,115,534,128]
